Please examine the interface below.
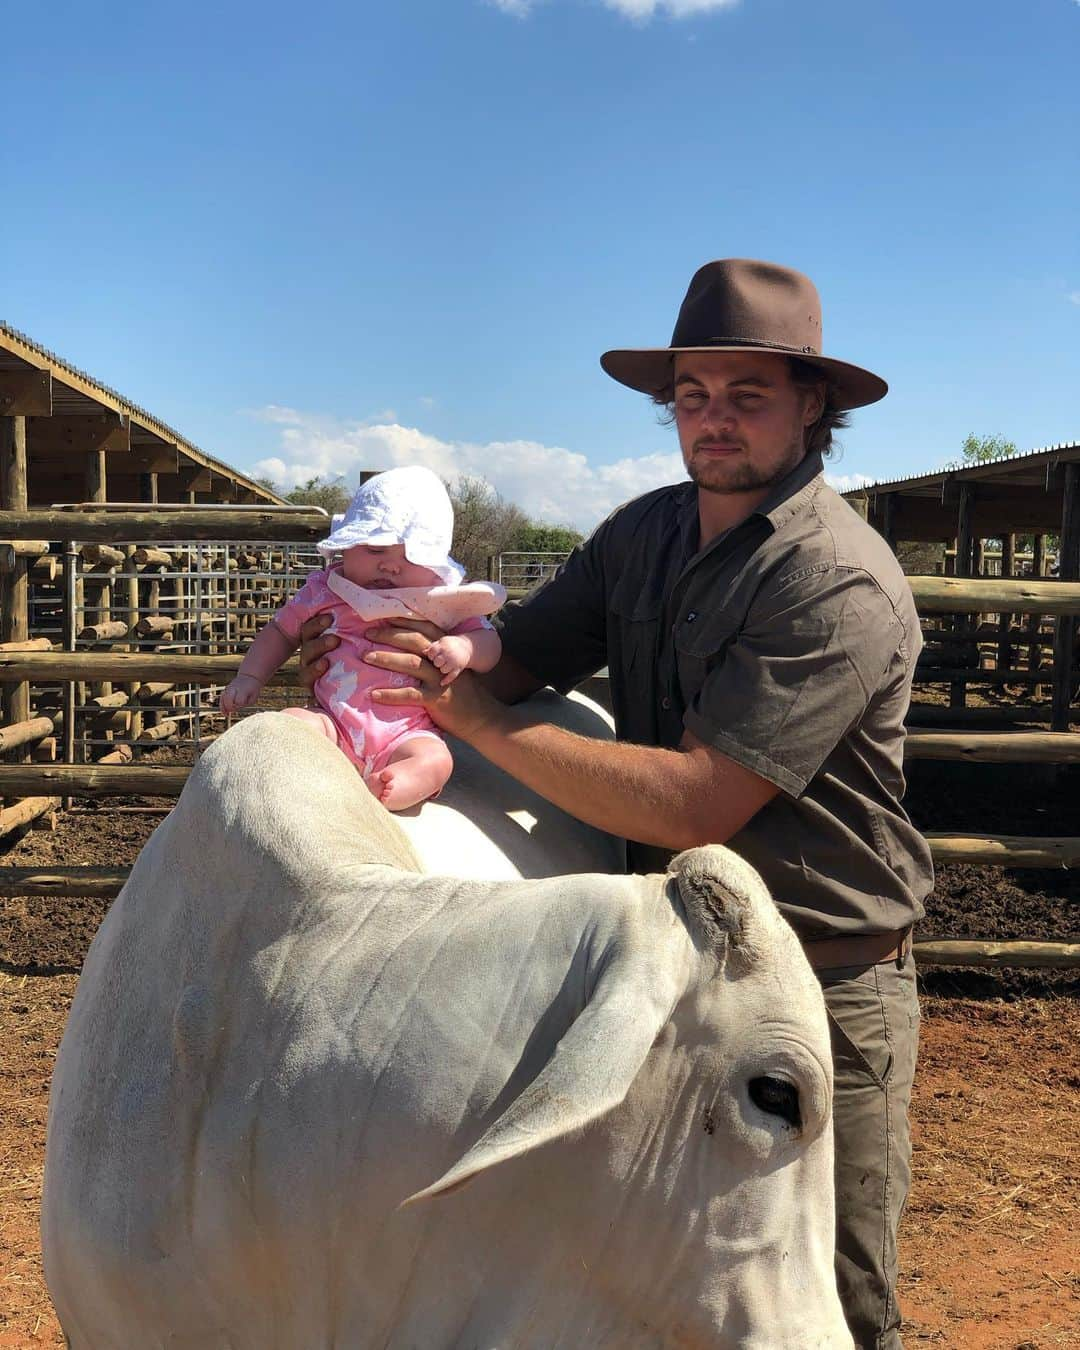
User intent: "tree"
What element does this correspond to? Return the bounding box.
[260,474,353,516]
[959,433,1018,465]
[510,522,584,555]
[446,475,530,580]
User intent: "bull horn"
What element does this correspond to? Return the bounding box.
[402,926,688,1205]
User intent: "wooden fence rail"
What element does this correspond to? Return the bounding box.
[923,833,1080,868]
[908,576,1080,615]
[0,651,300,683]
[0,764,189,797]
[0,861,1074,969]
[904,732,1080,762]
[912,940,1080,970]
[0,507,327,543]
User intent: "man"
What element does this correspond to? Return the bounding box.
[300,259,933,1348]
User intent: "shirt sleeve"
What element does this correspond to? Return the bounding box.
[494,524,611,691]
[271,572,330,642]
[682,566,909,797]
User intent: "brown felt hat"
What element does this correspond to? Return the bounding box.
[601,258,887,411]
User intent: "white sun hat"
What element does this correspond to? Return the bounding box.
[316,465,465,587]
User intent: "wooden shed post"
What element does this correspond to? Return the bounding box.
[956,484,976,578]
[0,416,30,757]
[1052,463,1080,730]
[950,483,976,708]
[880,493,896,551]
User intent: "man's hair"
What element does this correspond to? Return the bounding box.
[651,355,850,458]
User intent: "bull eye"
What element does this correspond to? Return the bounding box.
[748,1075,802,1129]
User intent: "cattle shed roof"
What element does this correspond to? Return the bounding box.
[0,321,287,507]
[844,442,1080,498]
[842,442,1080,543]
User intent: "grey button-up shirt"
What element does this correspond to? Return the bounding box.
[497,451,933,939]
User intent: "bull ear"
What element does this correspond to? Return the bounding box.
[402,947,685,1205]
[668,845,763,970]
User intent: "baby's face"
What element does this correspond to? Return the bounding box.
[340,543,441,590]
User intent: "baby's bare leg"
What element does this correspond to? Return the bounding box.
[372,737,453,811]
[281,706,339,742]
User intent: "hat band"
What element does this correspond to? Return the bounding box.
[687,335,820,356]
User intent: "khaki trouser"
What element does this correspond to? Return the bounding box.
[820,949,920,1350]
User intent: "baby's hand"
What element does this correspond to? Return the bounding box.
[220,674,263,714]
[426,635,472,686]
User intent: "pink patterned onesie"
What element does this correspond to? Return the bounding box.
[272,567,503,780]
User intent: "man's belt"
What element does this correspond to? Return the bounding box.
[802,927,913,972]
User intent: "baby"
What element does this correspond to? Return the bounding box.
[220,466,505,810]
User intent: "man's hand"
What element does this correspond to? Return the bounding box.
[362,619,507,743]
[298,614,341,690]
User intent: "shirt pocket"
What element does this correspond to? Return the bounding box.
[607,571,664,677]
[672,606,742,704]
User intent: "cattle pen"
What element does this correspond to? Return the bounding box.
[2,350,1080,1344]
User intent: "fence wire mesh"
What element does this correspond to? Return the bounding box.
[494,551,570,593]
[29,540,322,764]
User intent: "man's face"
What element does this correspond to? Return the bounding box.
[672,352,824,497]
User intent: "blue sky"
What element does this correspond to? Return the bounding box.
[2,0,1077,529]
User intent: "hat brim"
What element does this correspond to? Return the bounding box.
[600,346,887,411]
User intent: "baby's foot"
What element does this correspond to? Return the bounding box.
[370,745,452,812]
[371,765,430,811]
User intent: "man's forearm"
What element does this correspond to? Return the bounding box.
[465,704,763,851]
[476,649,546,705]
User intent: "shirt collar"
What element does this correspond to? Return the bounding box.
[757,449,825,530]
[676,449,826,560]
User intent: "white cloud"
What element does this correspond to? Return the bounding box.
[488,0,536,15]
[602,0,739,19]
[488,0,739,19]
[248,407,683,532]
[246,404,308,426]
[1068,291,1080,306]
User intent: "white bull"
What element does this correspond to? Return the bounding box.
[42,697,853,1348]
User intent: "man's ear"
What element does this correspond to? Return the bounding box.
[802,382,826,427]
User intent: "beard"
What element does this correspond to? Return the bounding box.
[685,435,805,496]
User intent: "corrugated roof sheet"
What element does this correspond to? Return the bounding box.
[843,441,1080,496]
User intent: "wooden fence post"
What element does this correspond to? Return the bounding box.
[1052,464,1080,730]
[0,416,30,759]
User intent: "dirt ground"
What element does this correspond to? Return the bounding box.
[1,748,1078,1346]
